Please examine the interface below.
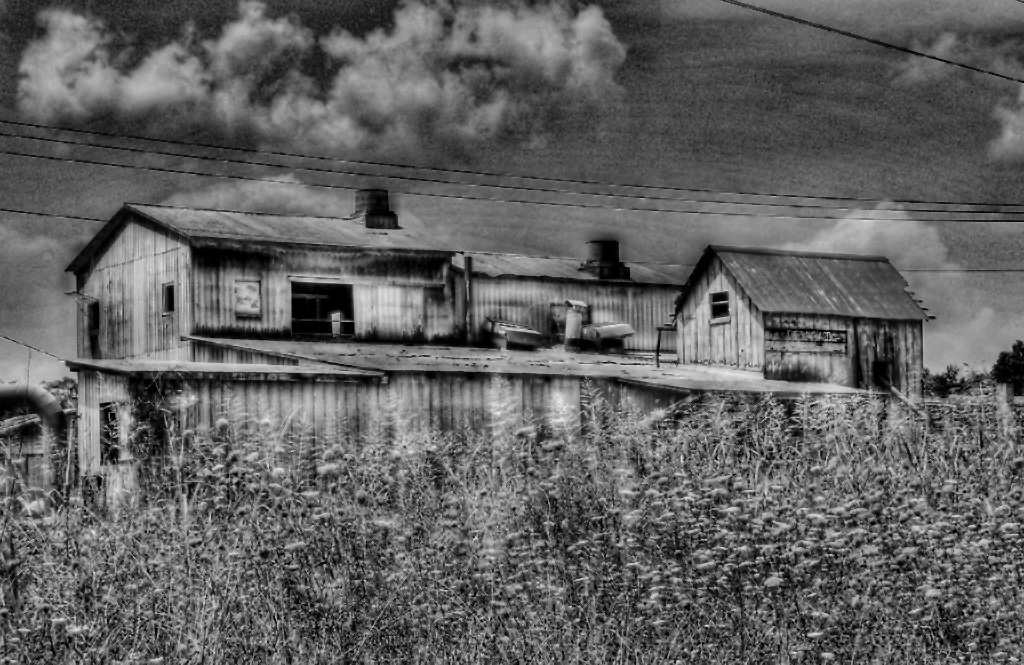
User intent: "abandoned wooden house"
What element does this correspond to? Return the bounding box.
[674,246,929,398]
[61,191,925,504]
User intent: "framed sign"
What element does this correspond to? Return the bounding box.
[234,280,262,317]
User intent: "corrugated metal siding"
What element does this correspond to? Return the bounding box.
[463,276,677,352]
[191,246,455,343]
[78,217,191,360]
[457,253,688,285]
[713,248,927,320]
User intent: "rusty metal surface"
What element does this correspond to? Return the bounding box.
[188,337,866,394]
[707,246,928,320]
[456,252,687,285]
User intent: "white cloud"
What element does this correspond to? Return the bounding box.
[775,203,1020,369]
[17,1,626,160]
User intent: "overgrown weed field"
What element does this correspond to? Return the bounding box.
[4,385,1024,663]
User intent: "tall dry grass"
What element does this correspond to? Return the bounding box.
[2,381,1024,663]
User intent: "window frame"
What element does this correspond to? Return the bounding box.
[162,282,176,315]
[709,291,731,321]
[290,282,355,337]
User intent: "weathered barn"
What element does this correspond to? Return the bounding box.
[66,192,683,361]
[675,246,929,397]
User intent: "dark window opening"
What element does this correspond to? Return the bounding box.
[87,300,100,358]
[100,402,120,465]
[710,291,730,319]
[291,283,355,336]
[873,360,893,390]
[162,282,176,314]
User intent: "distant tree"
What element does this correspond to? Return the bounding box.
[923,364,991,398]
[992,340,1024,395]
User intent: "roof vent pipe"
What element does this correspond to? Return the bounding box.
[580,240,630,280]
[354,189,399,230]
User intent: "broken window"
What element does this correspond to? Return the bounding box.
[162,282,175,314]
[710,291,730,319]
[291,283,355,336]
[100,402,121,465]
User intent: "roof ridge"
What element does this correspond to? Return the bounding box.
[463,249,691,267]
[126,202,362,222]
[709,244,890,263]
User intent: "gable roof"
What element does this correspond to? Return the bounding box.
[67,204,687,285]
[67,203,450,273]
[683,246,929,321]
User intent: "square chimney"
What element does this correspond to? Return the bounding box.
[355,188,399,229]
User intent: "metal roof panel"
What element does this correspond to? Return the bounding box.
[703,246,928,320]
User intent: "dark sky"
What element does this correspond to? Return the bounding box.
[3,0,1024,381]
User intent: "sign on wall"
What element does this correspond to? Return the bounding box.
[765,328,847,354]
[234,280,262,317]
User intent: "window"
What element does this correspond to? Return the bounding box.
[710,291,730,319]
[291,283,355,336]
[100,402,121,465]
[162,282,175,314]
[87,300,100,358]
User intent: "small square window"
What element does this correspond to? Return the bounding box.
[710,291,730,319]
[162,282,176,314]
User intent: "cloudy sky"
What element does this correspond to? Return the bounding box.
[2,0,1024,382]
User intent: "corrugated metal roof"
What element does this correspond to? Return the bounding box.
[456,252,687,285]
[701,246,928,320]
[129,204,446,251]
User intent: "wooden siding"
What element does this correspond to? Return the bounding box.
[191,247,455,343]
[462,276,678,352]
[762,314,923,398]
[677,256,763,368]
[76,216,191,359]
[77,370,131,476]
[763,313,855,387]
[850,318,924,399]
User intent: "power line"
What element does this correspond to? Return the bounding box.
[6,127,1020,216]
[0,335,63,361]
[717,0,1024,86]
[5,116,1024,210]
[4,147,1024,223]
[0,207,105,222]
[4,127,1019,215]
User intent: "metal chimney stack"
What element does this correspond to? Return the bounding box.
[580,240,630,280]
[355,189,399,230]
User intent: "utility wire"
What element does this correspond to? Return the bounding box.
[5,116,1024,210]
[4,147,1024,223]
[717,0,1024,86]
[0,206,105,222]
[4,128,1023,216]
[0,335,63,361]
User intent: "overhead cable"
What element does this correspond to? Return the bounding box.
[3,148,1024,223]
[4,116,1024,210]
[717,0,1024,86]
